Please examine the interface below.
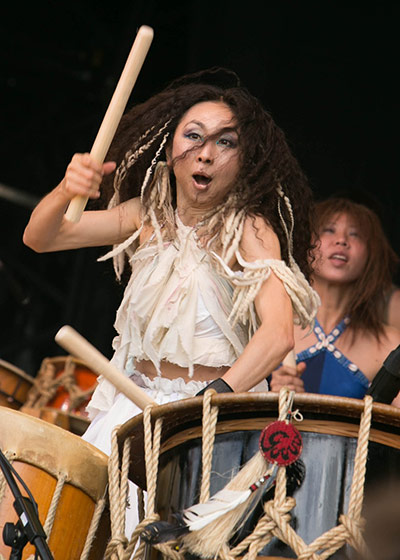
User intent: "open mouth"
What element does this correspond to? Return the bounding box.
[330,253,348,262]
[193,174,211,188]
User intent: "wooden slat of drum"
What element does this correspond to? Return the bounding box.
[159,418,400,455]
[21,406,71,430]
[0,461,108,560]
[0,359,34,408]
[20,406,90,436]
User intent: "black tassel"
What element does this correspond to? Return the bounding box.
[141,513,189,544]
[286,458,306,494]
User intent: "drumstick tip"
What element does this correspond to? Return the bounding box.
[137,25,154,40]
[55,324,75,343]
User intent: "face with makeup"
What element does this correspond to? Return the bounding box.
[312,212,368,284]
[168,101,240,212]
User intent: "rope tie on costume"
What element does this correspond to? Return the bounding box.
[213,250,320,329]
[109,126,157,209]
[210,187,320,330]
[110,120,171,210]
[276,183,295,263]
[99,121,172,280]
[139,130,171,204]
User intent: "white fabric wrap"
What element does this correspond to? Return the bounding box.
[87,219,319,419]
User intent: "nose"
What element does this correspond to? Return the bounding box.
[196,140,214,164]
[335,234,348,247]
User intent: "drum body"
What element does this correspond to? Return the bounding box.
[23,356,98,435]
[42,356,98,415]
[118,393,400,560]
[0,359,34,409]
[0,407,110,559]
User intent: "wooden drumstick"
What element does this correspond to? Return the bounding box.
[65,25,154,223]
[282,349,297,368]
[55,325,155,410]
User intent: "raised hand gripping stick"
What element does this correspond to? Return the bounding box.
[65,25,154,223]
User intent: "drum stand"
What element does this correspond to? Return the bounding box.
[0,450,54,560]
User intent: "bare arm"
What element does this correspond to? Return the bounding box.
[23,153,141,252]
[221,216,295,392]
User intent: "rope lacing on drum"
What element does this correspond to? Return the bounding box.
[0,453,106,560]
[200,390,219,503]
[105,390,374,560]
[212,393,374,560]
[43,471,68,537]
[105,404,164,560]
[24,356,95,412]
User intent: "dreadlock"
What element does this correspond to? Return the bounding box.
[97,67,314,284]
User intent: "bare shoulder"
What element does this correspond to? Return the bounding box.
[387,287,400,330]
[239,215,282,261]
[363,325,400,376]
[382,324,400,349]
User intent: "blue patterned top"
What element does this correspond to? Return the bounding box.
[296,317,370,398]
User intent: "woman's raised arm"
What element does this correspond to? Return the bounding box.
[23,153,140,253]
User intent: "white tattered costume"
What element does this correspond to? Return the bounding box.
[82,161,319,538]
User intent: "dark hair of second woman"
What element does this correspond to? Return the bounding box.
[313,197,399,337]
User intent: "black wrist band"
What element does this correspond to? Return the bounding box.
[196,378,233,396]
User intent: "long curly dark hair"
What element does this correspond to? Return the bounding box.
[98,67,315,279]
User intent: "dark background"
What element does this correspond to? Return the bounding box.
[1,1,399,377]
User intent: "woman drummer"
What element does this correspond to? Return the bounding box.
[23,67,319,531]
[270,197,400,402]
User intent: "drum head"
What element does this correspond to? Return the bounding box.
[0,406,108,500]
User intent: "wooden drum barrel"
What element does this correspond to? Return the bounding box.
[0,407,110,559]
[116,393,400,560]
[22,356,99,436]
[0,359,34,409]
